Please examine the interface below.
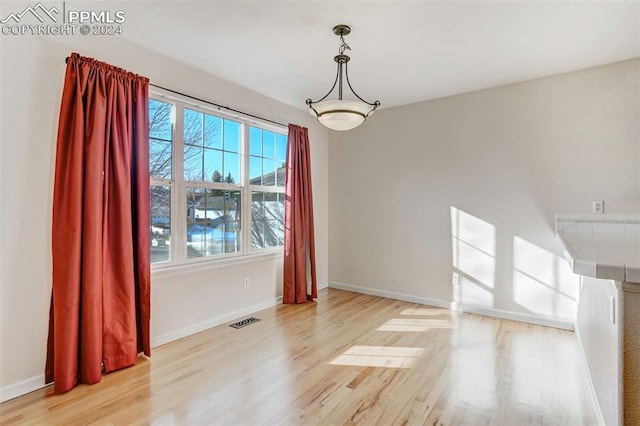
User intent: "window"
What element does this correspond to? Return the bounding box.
[149,99,173,264]
[249,126,287,249]
[149,93,287,266]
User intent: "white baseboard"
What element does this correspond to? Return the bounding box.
[328,281,574,330]
[454,303,574,330]
[329,281,451,309]
[575,326,606,426]
[0,374,47,403]
[151,296,283,348]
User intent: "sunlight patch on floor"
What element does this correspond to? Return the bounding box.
[329,345,425,368]
[399,308,447,316]
[376,318,455,332]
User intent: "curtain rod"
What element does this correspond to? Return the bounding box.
[149,84,288,128]
[64,56,288,128]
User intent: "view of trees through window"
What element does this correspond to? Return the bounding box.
[150,99,172,263]
[149,96,287,265]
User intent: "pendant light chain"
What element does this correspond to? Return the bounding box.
[338,34,350,55]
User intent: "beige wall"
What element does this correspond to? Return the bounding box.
[329,60,640,325]
[0,34,329,398]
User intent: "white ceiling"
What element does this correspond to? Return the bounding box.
[119,1,640,110]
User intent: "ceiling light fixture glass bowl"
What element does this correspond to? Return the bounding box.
[309,99,376,131]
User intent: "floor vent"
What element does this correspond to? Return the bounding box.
[229,317,261,329]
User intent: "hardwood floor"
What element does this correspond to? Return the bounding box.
[1,288,598,425]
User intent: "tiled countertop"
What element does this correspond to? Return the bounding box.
[556,214,640,283]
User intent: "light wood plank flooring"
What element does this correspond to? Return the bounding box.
[0,288,598,425]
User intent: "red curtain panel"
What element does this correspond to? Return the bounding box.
[45,53,151,393]
[283,124,317,304]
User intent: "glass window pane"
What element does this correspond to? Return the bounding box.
[264,191,277,212]
[276,134,287,162]
[264,192,282,221]
[276,162,286,187]
[204,149,223,183]
[204,114,222,149]
[151,185,171,263]
[251,191,284,250]
[223,221,240,254]
[150,139,172,179]
[249,126,262,156]
[187,188,241,259]
[277,193,285,244]
[184,108,203,146]
[223,120,241,153]
[187,188,242,258]
[265,220,281,247]
[204,190,228,225]
[223,152,241,184]
[262,159,276,186]
[263,130,276,159]
[250,156,262,185]
[224,190,241,218]
[251,220,265,250]
[183,145,203,181]
[223,191,241,254]
[211,170,224,184]
[252,192,265,221]
[149,99,172,141]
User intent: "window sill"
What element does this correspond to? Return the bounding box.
[151,249,284,279]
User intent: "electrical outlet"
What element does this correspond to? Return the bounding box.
[592,200,604,214]
[452,272,460,286]
[243,277,250,289]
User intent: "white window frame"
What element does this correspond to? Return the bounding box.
[150,88,287,271]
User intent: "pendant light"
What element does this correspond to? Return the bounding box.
[306,25,380,131]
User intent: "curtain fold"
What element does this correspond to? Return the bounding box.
[45,52,151,393]
[283,124,317,304]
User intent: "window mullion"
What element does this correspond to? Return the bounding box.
[173,102,186,263]
[150,178,171,186]
[184,181,242,191]
[242,122,251,255]
[248,185,285,194]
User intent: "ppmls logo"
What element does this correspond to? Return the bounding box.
[0,2,59,24]
[1,2,126,36]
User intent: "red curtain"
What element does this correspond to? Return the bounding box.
[283,124,317,304]
[45,53,151,393]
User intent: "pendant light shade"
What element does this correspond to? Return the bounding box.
[310,100,369,131]
[306,25,380,131]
